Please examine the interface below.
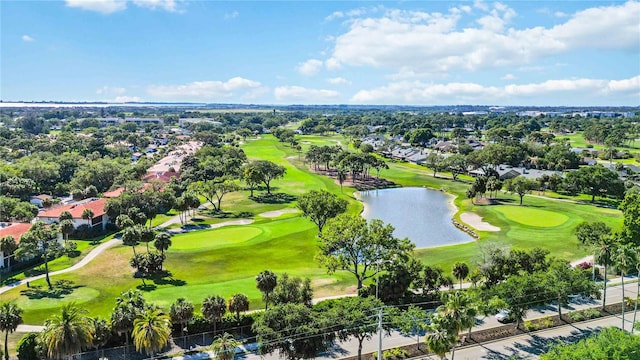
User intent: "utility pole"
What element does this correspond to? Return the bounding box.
[377,307,384,360]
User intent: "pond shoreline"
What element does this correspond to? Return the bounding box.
[354,186,476,249]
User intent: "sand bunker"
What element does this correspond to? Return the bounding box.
[259,209,299,218]
[460,212,500,232]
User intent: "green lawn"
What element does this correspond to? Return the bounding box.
[559,132,640,164]
[493,206,569,227]
[0,134,624,326]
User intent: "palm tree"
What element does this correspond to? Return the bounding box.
[111,290,147,352]
[81,208,94,227]
[58,211,73,222]
[632,247,640,331]
[41,303,94,359]
[153,232,172,257]
[615,244,636,331]
[210,332,240,360]
[169,298,194,339]
[90,317,111,350]
[593,234,617,310]
[424,327,455,360]
[202,295,226,336]
[0,302,22,360]
[451,262,469,290]
[256,270,277,310]
[228,293,249,323]
[59,219,74,244]
[437,291,477,354]
[110,305,136,352]
[0,236,17,271]
[122,225,141,259]
[132,309,172,356]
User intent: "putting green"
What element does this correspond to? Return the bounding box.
[493,206,569,227]
[15,287,100,310]
[171,227,263,250]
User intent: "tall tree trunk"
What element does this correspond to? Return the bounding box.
[602,265,608,310]
[357,338,363,360]
[558,296,562,318]
[5,330,9,360]
[44,258,52,289]
[621,274,626,331]
[633,276,639,332]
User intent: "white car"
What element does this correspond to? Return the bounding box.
[495,310,511,323]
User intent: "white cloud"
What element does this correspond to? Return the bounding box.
[224,10,239,20]
[96,86,126,95]
[147,77,263,100]
[327,77,351,85]
[132,0,179,12]
[65,0,128,14]
[21,35,35,42]
[296,59,323,76]
[325,11,344,21]
[65,0,181,14]
[325,1,640,75]
[114,96,142,102]
[501,74,517,80]
[350,76,640,105]
[274,86,340,103]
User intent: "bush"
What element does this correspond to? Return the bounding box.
[71,224,103,239]
[17,333,41,360]
[568,311,585,322]
[383,347,408,360]
[539,317,554,329]
[63,241,79,257]
[524,320,536,331]
[581,308,600,319]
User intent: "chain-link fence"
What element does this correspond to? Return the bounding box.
[68,325,254,360]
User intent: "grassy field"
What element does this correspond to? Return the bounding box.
[375,159,621,268]
[0,134,624,326]
[558,132,640,164]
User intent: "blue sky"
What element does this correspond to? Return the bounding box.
[1,0,639,105]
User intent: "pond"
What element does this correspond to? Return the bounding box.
[358,187,473,248]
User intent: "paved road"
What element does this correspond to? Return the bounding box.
[0,237,122,295]
[450,315,626,360]
[170,281,639,360]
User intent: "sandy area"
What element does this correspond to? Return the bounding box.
[570,255,594,267]
[259,209,299,218]
[460,212,500,232]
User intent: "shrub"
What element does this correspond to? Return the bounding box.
[524,320,536,331]
[581,308,600,319]
[539,317,554,329]
[63,241,78,257]
[383,347,408,359]
[568,311,585,322]
[17,333,41,360]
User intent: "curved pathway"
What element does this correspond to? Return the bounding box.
[0,237,122,295]
[2,208,291,298]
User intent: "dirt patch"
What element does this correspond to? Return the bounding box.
[259,209,299,218]
[460,212,500,232]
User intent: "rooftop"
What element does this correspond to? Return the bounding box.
[38,198,108,219]
[0,222,32,243]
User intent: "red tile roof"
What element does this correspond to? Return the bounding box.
[0,223,32,243]
[103,183,153,198]
[38,198,108,219]
[142,171,179,183]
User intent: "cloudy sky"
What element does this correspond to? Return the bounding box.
[1,0,639,105]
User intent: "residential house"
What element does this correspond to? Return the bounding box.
[37,198,110,231]
[29,194,53,208]
[0,222,31,268]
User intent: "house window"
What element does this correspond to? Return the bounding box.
[91,215,103,226]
